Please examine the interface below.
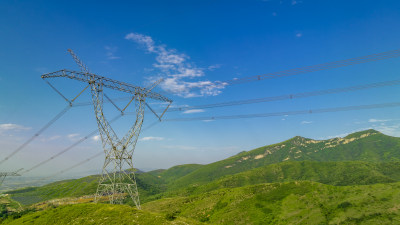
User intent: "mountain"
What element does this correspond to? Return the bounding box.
[7,129,400,205]
[4,129,400,224]
[168,129,400,189]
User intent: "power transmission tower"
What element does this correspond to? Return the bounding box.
[0,169,22,188]
[42,49,172,209]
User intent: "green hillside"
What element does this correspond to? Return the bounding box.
[3,129,400,224]
[2,203,200,225]
[7,129,400,206]
[172,161,400,196]
[143,181,400,224]
[148,164,203,183]
[168,129,400,189]
[6,172,166,206]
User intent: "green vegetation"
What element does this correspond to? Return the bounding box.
[2,203,200,224]
[143,181,400,224]
[4,129,400,224]
[170,161,400,196]
[168,129,400,189]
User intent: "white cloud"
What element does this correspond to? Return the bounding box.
[48,135,61,141]
[208,64,221,71]
[162,145,240,152]
[182,109,205,114]
[105,46,120,60]
[368,118,390,123]
[371,123,400,137]
[67,133,80,141]
[40,135,62,142]
[140,136,165,141]
[296,32,303,38]
[125,32,227,98]
[202,119,215,122]
[301,121,312,124]
[0,123,31,132]
[162,145,198,151]
[92,135,101,141]
[321,127,372,139]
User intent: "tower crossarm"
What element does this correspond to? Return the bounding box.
[41,69,172,103]
[0,172,21,176]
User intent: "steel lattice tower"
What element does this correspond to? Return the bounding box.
[42,50,172,208]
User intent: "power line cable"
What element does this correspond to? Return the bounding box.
[221,49,400,85]
[70,49,400,108]
[21,115,123,175]
[165,102,400,122]
[159,79,400,113]
[0,105,72,166]
[78,79,400,115]
[21,120,161,186]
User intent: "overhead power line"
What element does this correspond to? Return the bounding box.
[70,49,400,108]
[20,119,161,186]
[163,79,400,112]
[220,49,400,85]
[21,115,123,175]
[0,106,71,166]
[23,101,400,186]
[165,102,400,122]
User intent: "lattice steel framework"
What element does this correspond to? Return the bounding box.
[42,50,172,208]
[0,169,22,188]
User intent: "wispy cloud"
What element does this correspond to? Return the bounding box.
[371,123,400,137]
[207,64,221,71]
[0,123,31,132]
[92,135,101,141]
[105,46,120,60]
[125,32,227,98]
[163,145,240,152]
[140,136,165,141]
[182,109,205,114]
[321,127,372,139]
[163,145,197,151]
[368,118,390,123]
[296,32,303,38]
[301,121,312,124]
[67,133,80,141]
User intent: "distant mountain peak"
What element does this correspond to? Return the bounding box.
[343,129,381,139]
[287,136,320,146]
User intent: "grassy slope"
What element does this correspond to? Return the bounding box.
[13,160,400,206]
[170,161,400,196]
[169,129,400,189]
[143,181,400,224]
[2,203,200,225]
[148,164,203,183]
[6,164,202,206]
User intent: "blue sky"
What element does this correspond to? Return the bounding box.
[2,0,400,176]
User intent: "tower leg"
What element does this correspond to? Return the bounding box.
[90,81,145,208]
